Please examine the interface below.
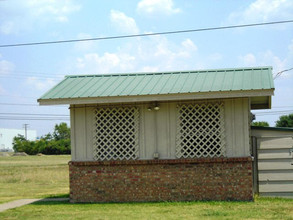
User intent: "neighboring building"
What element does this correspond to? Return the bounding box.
[38,66,274,202]
[251,126,293,198]
[0,128,37,150]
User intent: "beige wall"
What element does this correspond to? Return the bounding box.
[251,128,293,198]
[70,97,251,161]
[251,128,293,138]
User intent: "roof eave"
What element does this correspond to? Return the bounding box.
[38,89,274,106]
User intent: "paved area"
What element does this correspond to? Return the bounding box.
[0,198,69,212]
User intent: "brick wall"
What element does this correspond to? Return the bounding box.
[69,157,253,203]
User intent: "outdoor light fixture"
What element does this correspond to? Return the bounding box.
[147,103,160,111]
[154,103,160,111]
[154,106,160,111]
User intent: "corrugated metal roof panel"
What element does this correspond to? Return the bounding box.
[39,66,274,101]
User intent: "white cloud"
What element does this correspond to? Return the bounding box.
[0,21,16,35]
[0,85,6,95]
[27,0,80,17]
[239,44,292,80]
[26,77,56,91]
[137,0,181,15]
[75,37,201,74]
[289,39,293,53]
[181,39,197,51]
[140,66,159,72]
[27,0,80,22]
[76,52,136,74]
[239,50,290,78]
[239,53,257,66]
[228,0,293,24]
[209,53,223,62]
[0,55,15,75]
[110,10,139,34]
[0,0,80,34]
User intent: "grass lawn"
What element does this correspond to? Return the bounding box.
[0,154,70,203]
[1,154,293,219]
[0,197,293,220]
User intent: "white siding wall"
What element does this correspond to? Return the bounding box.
[251,128,293,198]
[71,98,251,161]
[225,98,250,157]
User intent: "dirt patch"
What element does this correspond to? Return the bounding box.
[12,152,28,156]
[0,152,10,157]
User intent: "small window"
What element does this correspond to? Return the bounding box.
[176,102,226,158]
[93,106,139,161]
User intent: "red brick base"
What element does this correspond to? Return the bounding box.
[69,157,253,202]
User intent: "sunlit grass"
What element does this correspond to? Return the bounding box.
[0,155,70,203]
[0,197,293,220]
[0,155,293,219]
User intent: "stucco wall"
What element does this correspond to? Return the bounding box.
[70,97,251,161]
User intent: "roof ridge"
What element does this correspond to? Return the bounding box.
[65,66,273,78]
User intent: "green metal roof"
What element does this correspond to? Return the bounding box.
[38,66,274,105]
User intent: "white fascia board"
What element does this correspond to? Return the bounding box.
[38,89,274,106]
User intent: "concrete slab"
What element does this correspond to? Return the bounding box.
[0,198,69,212]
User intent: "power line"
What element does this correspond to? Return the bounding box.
[0,94,37,98]
[0,102,68,107]
[0,75,62,80]
[0,113,69,116]
[0,103,39,106]
[0,117,70,121]
[1,20,293,48]
[273,67,293,79]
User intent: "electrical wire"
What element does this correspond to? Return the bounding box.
[273,67,293,79]
[0,117,70,121]
[0,113,69,116]
[1,20,293,48]
[0,103,68,107]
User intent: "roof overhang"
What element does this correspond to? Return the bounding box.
[38,88,274,109]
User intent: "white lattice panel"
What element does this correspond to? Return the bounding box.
[176,102,226,158]
[93,106,139,161]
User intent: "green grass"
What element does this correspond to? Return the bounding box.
[0,155,70,203]
[0,197,293,219]
[0,155,293,219]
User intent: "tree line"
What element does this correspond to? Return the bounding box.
[252,113,293,128]
[13,123,71,155]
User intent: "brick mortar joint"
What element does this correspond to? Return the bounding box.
[68,157,252,166]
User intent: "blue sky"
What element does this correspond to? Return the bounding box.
[0,0,293,137]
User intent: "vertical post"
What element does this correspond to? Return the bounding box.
[153,104,160,159]
[154,109,158,156]
[23,124,29,139]
[251,136,259,195]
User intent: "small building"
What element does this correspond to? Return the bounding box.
[251,126,293,198]
[0,128,37,150]
[38,66,274,202]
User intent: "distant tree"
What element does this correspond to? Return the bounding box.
[41,133,53,141]
[12,123,71,155]
[275,114,293,127]
[251,121,269,127]
[12,134,27,152]
[53,122,70,141]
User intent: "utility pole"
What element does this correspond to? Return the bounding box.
[23,124,29,139]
